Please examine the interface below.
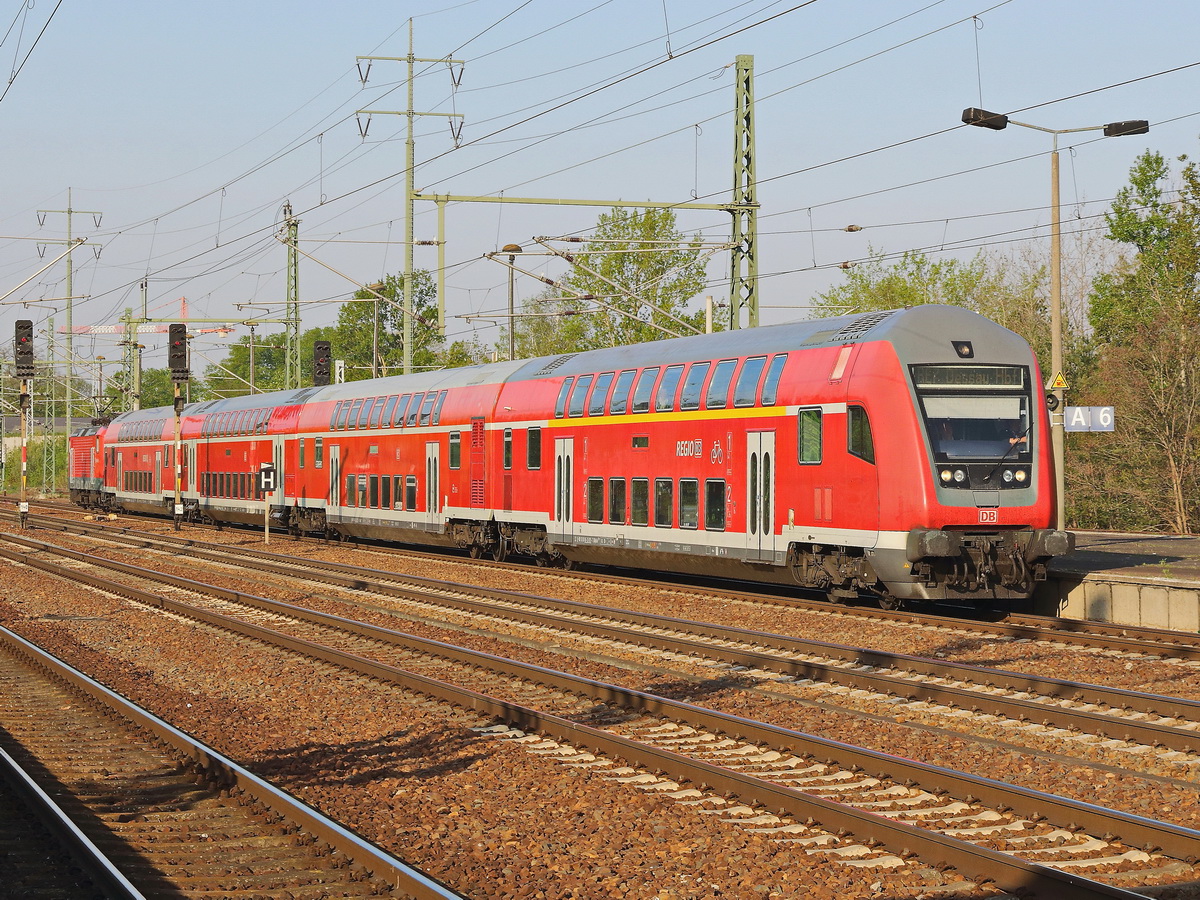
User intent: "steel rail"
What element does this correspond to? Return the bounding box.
[0,743,146,899]
[20,506,1200,659]
[18,522,1200,751]
[0,623,464,900]
[1,538,1193,897]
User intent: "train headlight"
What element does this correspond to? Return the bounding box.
[953,468,967,484]
[1015,469,1028,483]
[1002,469,1014,483]
[940,469,953,483]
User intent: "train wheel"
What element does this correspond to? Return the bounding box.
[491,541,508,562]
[877,592,905,611]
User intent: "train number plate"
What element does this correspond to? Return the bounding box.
[978,508,999,524]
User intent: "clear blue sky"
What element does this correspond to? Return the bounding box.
[2,0,1198,374]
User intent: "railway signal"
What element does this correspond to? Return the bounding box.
[168,323,189,381]
[14,319,34,377]
[313,340,331,386]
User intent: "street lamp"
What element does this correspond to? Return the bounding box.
[501,244,523,361]
[961,108,1148,530]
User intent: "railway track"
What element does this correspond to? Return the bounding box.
[11,516,1200,765]
[2,527,1197,897]
[0,622,462,899]
[17,500,1200,662]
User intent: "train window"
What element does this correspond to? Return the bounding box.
[449,432,461,469]
[588,372,614,416]
[406,393,425,427]
[760,354,788,406]
[655,365,684,412]
[679,362,710,411]
[568,374,593,417]
[706,359,737,409]
[346,399,364,430]
[405,476,418,511]
[382,475,391,509]
[527,427,542,470]
[632,368,660,413]
[299,438,306,469]
[357,475,368,507]
[734,356,768,407]
[314,437,324,469]
[504,429,513,469]
[256,410,269,434]
[679,479,699,529]
[705,480,726,530]
[369,398,386,428]
[380,395,398,428]
[357,399,376,429]
[654,479,673,527]
[393,394,411,427]
[609,370,636,414]
[432,390,448,425]
[586,478,604,522]
[632,435,649,449]
[848,406,875,464]
[345,474,356,507]
[419,393,437,425]
[330,401,343,430]
[369,475,379,508]
[555,378,574,418]
[335,402,353,431]
[798,409,822,463]
[392,475,403,509]
[608,478,626,524]
[369,445,379,456]
[631,478,649,526]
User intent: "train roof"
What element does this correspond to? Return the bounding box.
[505,304,1029,379]
[107,304,1029,425]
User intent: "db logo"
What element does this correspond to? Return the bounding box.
[978,509,999,524]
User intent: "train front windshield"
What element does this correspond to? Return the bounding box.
[911,364,1032,461]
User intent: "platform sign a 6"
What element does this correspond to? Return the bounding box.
[1064,406,1115,432]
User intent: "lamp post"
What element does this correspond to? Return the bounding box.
[961,108,1148,531]
[501,244,523,361]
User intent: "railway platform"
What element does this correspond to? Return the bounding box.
[1036,531,1200,631]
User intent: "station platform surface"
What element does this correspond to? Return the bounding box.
[1053,531,1200,585]
[1040,531,1200,628]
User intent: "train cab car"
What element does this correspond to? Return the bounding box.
[67,424,107,508]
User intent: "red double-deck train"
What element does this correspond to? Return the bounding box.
[69,305,1073,608]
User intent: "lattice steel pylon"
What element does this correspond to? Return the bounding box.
[729,54,759,329]
[283,202,301,389]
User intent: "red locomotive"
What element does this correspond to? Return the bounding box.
[69,305,1074,608]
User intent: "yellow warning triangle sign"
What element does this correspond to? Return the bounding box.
[1046,372,1068,391]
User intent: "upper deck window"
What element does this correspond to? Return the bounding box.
[733,356,767,407]
[608,370,636,414]
[568,374,593,417]
[706,359,737,409]
[631,367,660,413]
[655,365,684,412]
[679,362,710,411]
[760,354,788,405]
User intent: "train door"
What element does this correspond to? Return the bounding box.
[328,445,341,510]
[425,441,442,531]
[553,437,575,541]
[155,450,163,496]
[746,431,776,561]
[272,437,285,506]
[117,453,124,495]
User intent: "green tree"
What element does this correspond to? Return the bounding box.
[1074,150,1200,533]
[813,248,1059,374]
[338,271,439,377]
[556,207,713,350]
